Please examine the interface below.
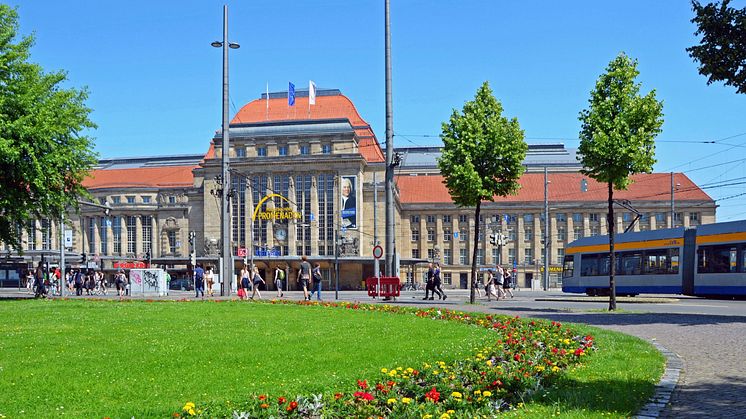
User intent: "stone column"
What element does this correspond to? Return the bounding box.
[288,176,297,256]
[136,215,143,256]
[310,176,319,255]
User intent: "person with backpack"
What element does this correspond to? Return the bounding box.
[310,263,323,301]
[74,269,84,296]
[298,256,312,301]
[194,263,205,298]
[274,265,285,298]
[502,266,514,298]
[433,263,446,300]
[115,269,126,298]
[494,265,506,299]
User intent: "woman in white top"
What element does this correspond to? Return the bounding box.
[204,267,215,297]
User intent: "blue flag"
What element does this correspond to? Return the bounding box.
[288,82,295,106]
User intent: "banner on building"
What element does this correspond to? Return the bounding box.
[341,175,357,229]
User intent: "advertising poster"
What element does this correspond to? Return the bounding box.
[340,175,357,229]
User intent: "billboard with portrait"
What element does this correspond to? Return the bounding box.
[340,175,357,229]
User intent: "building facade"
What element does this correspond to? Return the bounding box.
[1,89,717,289]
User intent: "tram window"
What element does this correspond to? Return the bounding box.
[562,255,574,278]
[580,254,599,276]
[669,248,679,274]
[620,252,642,275]
[742,249,746,273]
[698,245,737,273]
[645,249,667,274]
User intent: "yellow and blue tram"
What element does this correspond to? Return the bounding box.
[562,220,746,297]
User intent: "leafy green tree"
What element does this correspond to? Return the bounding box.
[0,5,97,251]
[687,0,746,94]
[578,53,664,310]
[438,82,528,304]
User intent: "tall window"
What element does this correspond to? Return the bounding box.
[443,227,451,242]
[300,145,310,155]
[235,147,246,157]
[523,214,534,223]
[572,213,583,223]
[168,231,177,254]
[411,229,419,241]
[253,175,270,252]
[690,212,699,225]
[141,215,152,254]
[557,227,566,241]
[459,229,468,242]
[127,216,137,254]
[26,220,36,250]
[278,146,288,156]
[231,176,247,253]
[321,144,332,154]
[524,248,534,264]
[556,248,565,264]
[426,215,436,223]
[100,217,108,255]
[427,228,435,242]
[294,174,311,256]
[589,213,600,222]
[443,273,452,285]
[443,249,451,265]
[317,174,334,256]
[556,213,567,222]
[508,248,515,264]
[524,227,533,241]
[459,248,467,265]
[410,215,420,223]
[459,214,468,223]
[87,218,96,254]
[476,248,484,265]
[427,248,435,261]
[573,227,583,240]
[40,219,51,250]
[113,217,122,254]
[492,247,499,265]
[412,249,420,259]
[257,147,267,157]
[442,215,451,223]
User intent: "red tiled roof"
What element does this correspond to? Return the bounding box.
[397,173,713,204]
[83,166,196,190]
[230,94,385,163]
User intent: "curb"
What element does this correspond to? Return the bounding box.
[634,341,683,418]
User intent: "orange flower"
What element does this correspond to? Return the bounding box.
[260,403,269,409]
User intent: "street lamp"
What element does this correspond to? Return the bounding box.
[212,5,239,296]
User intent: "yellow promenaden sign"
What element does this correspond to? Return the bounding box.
[252,194,302,221]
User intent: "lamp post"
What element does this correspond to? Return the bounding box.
[212,5,239,296]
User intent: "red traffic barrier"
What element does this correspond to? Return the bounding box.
[365,276,401,298]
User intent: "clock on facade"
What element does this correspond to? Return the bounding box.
[275,227,287,241]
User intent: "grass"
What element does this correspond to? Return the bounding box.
[0,299,494,418]
[506,325,665,418]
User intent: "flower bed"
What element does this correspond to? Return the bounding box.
[180,300,595,418]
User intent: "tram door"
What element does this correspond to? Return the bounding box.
[682,229,696,296]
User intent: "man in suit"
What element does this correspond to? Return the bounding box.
[341,177,356,228]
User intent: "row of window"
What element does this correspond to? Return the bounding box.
[412,247,565,266]
[571,248,681,277]
[235,143,333,158]
[697,243,746,274]
[411,212,700,225]
[99,195,165,205]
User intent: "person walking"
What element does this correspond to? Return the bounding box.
[194,263,205,299]
[74,268,84,296]
[240,264,251,300]
[423,263,442,300]
[115,269,126,298]
[310,263,323,301]
[494,265,506,299]
[250,266,265,300]
[485,269,500,301]
[204,266,215,297]
[502,266,514,298]
[274,265,285,298]
[433,263,446,300]
[299,256,312,301]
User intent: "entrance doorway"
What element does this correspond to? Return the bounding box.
[459,273,468,289]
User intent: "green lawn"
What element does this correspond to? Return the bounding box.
[0,300,494,418]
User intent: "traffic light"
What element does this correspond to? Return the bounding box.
[489,233,497,246]
[81,252,87,264]
[188,231,195,247]
[144,250,151,261]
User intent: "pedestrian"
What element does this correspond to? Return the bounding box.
[274,265,285,298]
[115,269,126,298]
[240,264,251,300]
[34,262,46,298]
[204,266,215,297]
[194,263,205,298]
[310,263,323,301]
[98,270,107,295]
[251,266,265,300]
[502,266,514,298]
[74,268,84,296]
[299,255,312,301]
[485,269,499,301]
[433,263,446,300]
[165,270,171,296]
[26,270,35,294]
[475,274,484,298]
[495,265,506,299]
[423,262,442,300]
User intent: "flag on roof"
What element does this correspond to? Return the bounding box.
[288,82,295,106]
[309,80,316,105]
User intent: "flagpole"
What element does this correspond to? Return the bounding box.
[266,82,269,121]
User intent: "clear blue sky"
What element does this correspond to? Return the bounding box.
[10,0,746,221]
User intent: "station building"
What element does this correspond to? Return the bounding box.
[1,88,717,289]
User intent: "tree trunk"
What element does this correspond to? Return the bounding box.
[470,201,481,304]
[608,182,617,311]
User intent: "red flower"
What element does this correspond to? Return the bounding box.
[376,382,385,391]
[425,387,440,403]
[354,391,374,401]
[387,380,395,387]
[357,379,368,389]
[286,401,298,412]
[574,348,584,356]
[560,349,567,356]
[277,396,287,405]
[552,347,558,354]
[514,354,521,361]
[334,392,343,400]
[258,394,266,401]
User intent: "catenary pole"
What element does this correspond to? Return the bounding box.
[384,0,396,278]
[544,166,550,291]
[219,5,233,296]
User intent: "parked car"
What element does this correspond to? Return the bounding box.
[169,278,194,291]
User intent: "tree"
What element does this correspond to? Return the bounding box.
[687,0,746,94]
[0,5,97,251]
[578,53,664,311]
[438,82,528,304]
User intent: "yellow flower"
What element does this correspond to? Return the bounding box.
[381,368,388,373]
[474,389,482,395]
[440,414,450,419]
[423,415,433,419]
[406,367,414,373]
[447,410,455,415]
[402,397,412,404]
[486,360,493,366]
[535,365,546,372]
[451,391,463,399]
[563,339,571,345]
[482,391,492,397]
[552,366,561,372]
[387,398,397,405]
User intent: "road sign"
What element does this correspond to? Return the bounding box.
[237,247,247,257]
[64,229,73,248]
[453,231,459,239]
[373,245,383,259]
